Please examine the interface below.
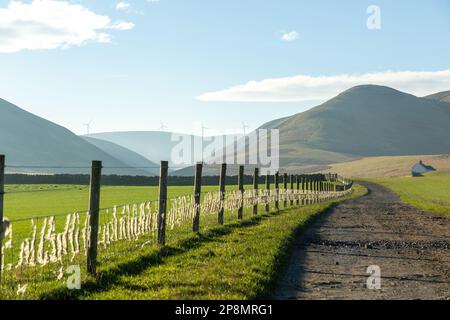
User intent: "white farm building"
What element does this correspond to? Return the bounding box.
[411,160,435,177]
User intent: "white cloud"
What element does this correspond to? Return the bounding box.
[116,2,131,10]
[280,31,299,42]
[196,70,450,102]
[109,21,135,31]
[0,0,135,53]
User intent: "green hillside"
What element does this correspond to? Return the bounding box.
[425,90,450,103]
[5,85,450,176]
[372,172,450,217]
[107,85,450,173]
[0,98,150,176]
[264,85,450,166]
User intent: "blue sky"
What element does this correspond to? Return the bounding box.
[1,0,450,135]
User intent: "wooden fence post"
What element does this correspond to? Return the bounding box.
[301,176,306,205]
[238,165,244,219]
[296,175,300,205]
[0,155,5,279]
[305,177,309,204]
[319,179,322,200]
[290,174,294,206]
[193,162,203,232]
[314,178,318,203]
[274,172,279,211]
[319,180,322,201]
[265,174,270,212]
[218,163,226,225]
[253,168,259,216]
[283,173,288,208]
[320,180,323,199]
[87,160,102,276]
[157,161,168,245]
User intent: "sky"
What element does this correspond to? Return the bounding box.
[0,0,450,136]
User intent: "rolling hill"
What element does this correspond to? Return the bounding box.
[84,131,186,166]
[257,116,290,130]
[264,85,450,167]
[425,90,450,103]
[102,85,450,176]
[81,137,159,175]
[4,84,449,177]
[84,131,239,168]
[0,98,153,176]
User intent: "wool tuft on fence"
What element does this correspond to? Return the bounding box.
[0,155,353,298]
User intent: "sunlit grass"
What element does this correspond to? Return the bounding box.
[1,182,365,300]
[371,172,450,217]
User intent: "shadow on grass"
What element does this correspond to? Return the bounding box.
[41,211,281,300]
[256,203,339,299]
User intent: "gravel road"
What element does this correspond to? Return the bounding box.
[273,182,450,300]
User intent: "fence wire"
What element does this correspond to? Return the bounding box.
[0,162,353,299]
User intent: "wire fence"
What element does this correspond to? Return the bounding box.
[0,158,353,299]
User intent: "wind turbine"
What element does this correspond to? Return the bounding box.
[201,122,209,140]
[159,121,168,131]
[200,122,209,163]
[240,122,250,163]
[241,122,249,137]
[83,120,92,135]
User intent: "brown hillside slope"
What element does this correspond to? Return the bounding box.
[319,154,450,178]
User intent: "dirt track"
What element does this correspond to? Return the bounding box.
[273,182,450,300]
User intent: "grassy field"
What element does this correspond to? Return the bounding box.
[4,184,232,221]
[371,172,450,217]
[2,183,275,265]
[3,181,325,240]
[320,154,450,178]
[0,182,365,300]
[37,184,366,300]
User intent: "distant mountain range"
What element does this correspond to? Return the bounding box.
[84,131,239,168]
[85,131,195,166]
[2,84,450,176]
[81,137,159,175]
[87,85,450,175]
[0,98,156,175]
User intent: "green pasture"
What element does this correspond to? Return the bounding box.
[4,184,223,221]
[371,172,450,217]
[2,183,270,262]
[0,184,366,300]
